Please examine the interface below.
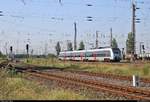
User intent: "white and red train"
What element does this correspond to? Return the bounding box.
[58,47,122,62]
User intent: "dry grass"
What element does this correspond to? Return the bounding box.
[25,58,150,78]
[0,69,88,100]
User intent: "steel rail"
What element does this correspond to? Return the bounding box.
[23,70,150,100]
[66,70,150,83]
[12,62,150,83]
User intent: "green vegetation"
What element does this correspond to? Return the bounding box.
[0,69,88,100]
[142,65,150,76]
[126,32,134,54]
[78,41,85,50]
[24,58,150,78]
[112,38,118,48]
[55,42,61,56]
[0,51,6,60]
[67,42,73,51]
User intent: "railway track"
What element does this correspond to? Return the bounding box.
[0,60,11,68]
[23,70,150,100]
[65,70,150,83]
[59,60,148,65]
[12,62,150,84]
[2,61,150,100]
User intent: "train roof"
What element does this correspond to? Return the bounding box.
[60,47,120,53]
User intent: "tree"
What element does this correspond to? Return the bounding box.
[126,32,134,54]
[67,42,73,51]
[111,38,118,48]
[55,42,61,56]
[0,51,3,57]
[0,51,6,58]
[78,41,85,50]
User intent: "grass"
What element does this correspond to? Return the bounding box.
[23,58,150,78]
[0,69,88,100]
[1,58,149,100]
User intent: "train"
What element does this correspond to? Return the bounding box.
[138,53,150,60]
[58,47,122,62]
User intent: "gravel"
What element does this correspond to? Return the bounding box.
[25,75,128,100]
[41,70,150,90]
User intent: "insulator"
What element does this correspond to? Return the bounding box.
[86,4,93,6]
[87,19,93,21]
[87,16,92,18]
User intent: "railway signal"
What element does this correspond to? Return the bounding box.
[87,19,93,21]
[9,46,14,61]
[142,45,145,50]
[26,44,29,62]
[86,4,93,6]
[86,16,92,18]
[10,46,13,53]
[26,44,29,54]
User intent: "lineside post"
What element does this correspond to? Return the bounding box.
[133,75,140,87]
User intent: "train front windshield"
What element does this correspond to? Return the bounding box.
[112,48,121,55]
[112,48,121,61]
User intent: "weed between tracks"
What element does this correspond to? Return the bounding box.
[24,58,150,78]
[0,69,88,100]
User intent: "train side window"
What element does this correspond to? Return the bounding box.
[80,52,85,57]
[66,53,69,57]
[75,53,77,57]
[60,53,64,57]
[77,53,80,57]
[68,53,71,57]
[96,51,110,57]
[75,52,80,57]
[70,53,72,57]
[97,51,104,57]
[105,51,111,57]
[86,52,92,57]
[65,53,68,57]
[82,52,85,57]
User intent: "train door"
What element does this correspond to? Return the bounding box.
[93,52,97,61]
[80,52,83,61]
[73,53,75,60]
[64,52,66,61]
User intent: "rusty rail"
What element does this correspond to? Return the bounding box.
[12,62,150,83]
[66,70,150,83]
[24,70,150,100]
[0,60,11,68]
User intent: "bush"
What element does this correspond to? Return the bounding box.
[143,65,150,76]
[0,69,87,100]
[0,69,10,99]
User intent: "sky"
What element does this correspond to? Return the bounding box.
[0,0,150,55]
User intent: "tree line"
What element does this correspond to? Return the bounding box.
[55,41,85,56]
[55,32,134,56]
[0,32,134,58]
[55,39,118,56]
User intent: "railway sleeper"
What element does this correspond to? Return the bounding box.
[30,71,150,95]
[134,90,149,95]
[126,88,150,96]
[28,72,150,100]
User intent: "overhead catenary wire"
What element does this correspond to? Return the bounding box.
[1,0,150,54]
